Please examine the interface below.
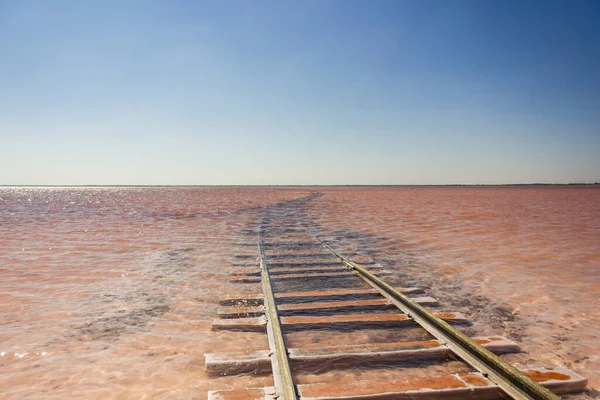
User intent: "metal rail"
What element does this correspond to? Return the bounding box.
[316,237,560,400]
[259,243,298,400]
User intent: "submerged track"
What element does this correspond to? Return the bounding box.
[206,201,587,400]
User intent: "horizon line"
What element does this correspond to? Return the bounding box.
[1,183,599,188]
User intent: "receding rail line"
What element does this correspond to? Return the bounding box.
[208,224,586,400]
[258,243,298,400]
[316,236,560,400]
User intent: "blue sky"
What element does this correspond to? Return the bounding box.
[1,0,599,185]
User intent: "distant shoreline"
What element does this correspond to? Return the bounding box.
[1,183,599,188]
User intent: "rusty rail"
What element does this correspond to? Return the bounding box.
[315,236,560,400]
[258,242,298,400]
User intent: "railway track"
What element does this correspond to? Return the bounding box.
[205,212,587,400]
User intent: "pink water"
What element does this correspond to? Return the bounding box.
[1,186,599,399]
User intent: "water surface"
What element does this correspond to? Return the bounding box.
[1,186,598,398]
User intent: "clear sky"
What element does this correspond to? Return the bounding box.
[1,0,599,185]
